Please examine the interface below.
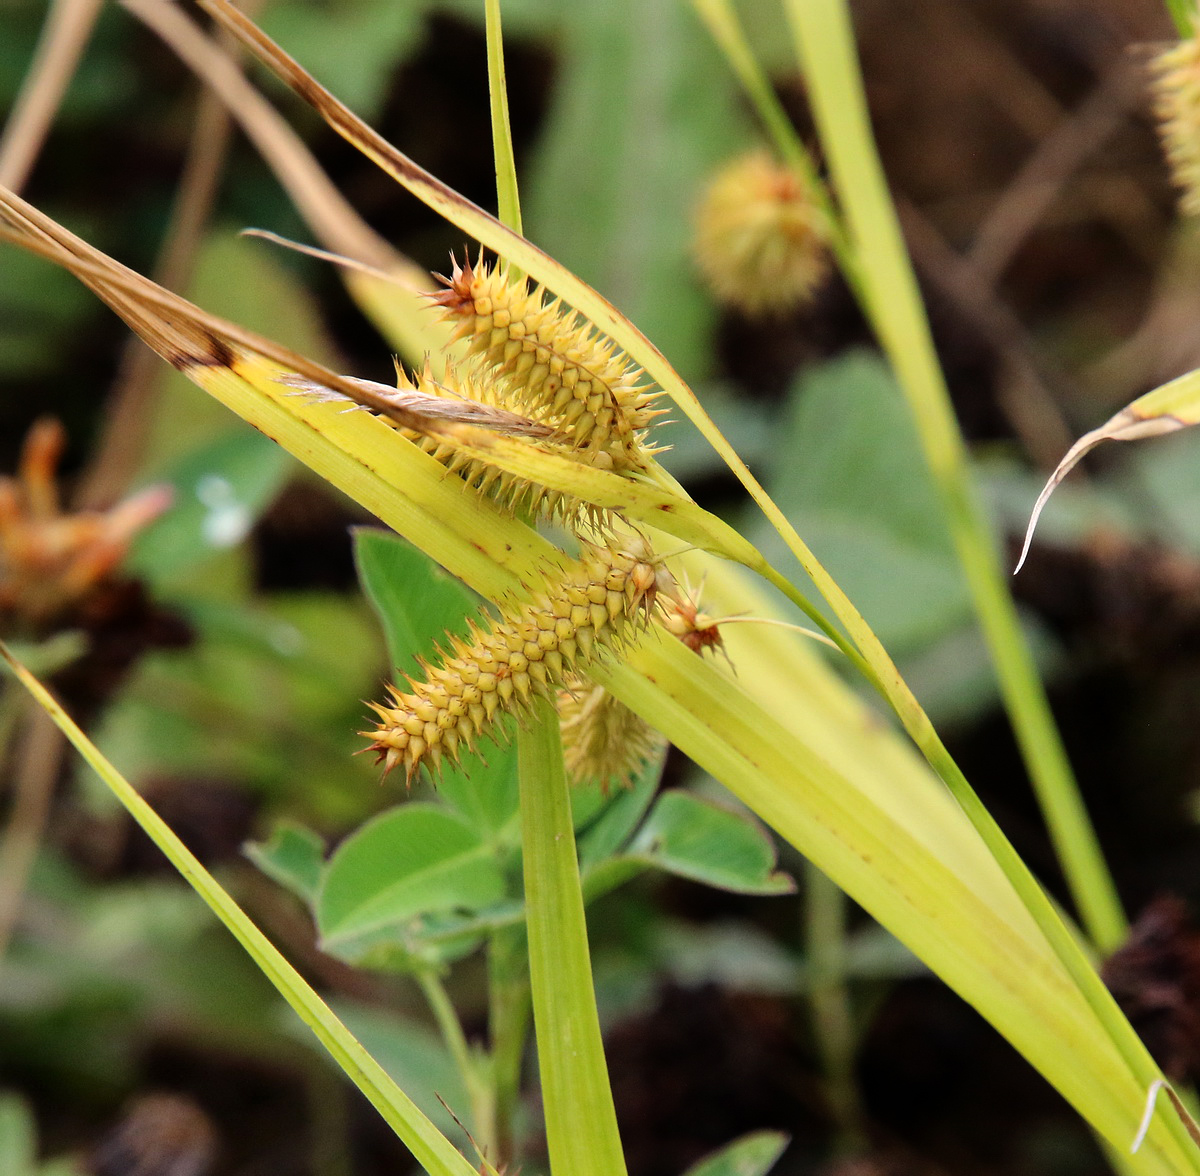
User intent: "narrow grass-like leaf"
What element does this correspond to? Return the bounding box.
[782,0,1124,954]
[687,0,844,255]
[0,642,481,1176]
[3,163,1191,1171]
[484,0,521,237]
[188,8,1092,983]
[681,1130,790,1176]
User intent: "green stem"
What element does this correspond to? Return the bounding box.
[518,697,626,1176]
[688,0,851,268]
[484,0,522,238]
[804,863,863,1152]
[487,926,531,1169]
[416,967,496,1155]
[783,0,1125,953]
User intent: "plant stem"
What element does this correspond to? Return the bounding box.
[518,697,626,1176]
[804,863,863,1153]
[417,967,496,1156]
[487,926,531,1170]
[784,0,1125,953]
[0,0,103,191]
[484,0,522,238]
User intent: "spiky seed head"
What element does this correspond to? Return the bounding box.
[557,677,664,790]
[693,148,829,316]
[1151,38,1200,217]
[373,359,602,528]
[431,257,664,469]
[363,537,665,786]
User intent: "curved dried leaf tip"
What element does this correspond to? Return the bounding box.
[694,149,829,316]
[1152,37,1200,217]
[432,256,666,470]
[363,535,671,786]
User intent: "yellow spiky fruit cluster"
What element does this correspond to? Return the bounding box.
[364,538,666,785]
[432,258,664,469]
[693,148,828,316]
[1151,38,1200,217]
[557,678,664,791]
[393,360,597,526]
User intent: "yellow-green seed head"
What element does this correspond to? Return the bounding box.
[557,678,664,790]
[374,359,600,527]
[693,148,829,316]
[364,537,666,785]
[431,257,664,468]
[1151,38,1200,217]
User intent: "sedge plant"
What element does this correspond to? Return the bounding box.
[6,1,1200,1174]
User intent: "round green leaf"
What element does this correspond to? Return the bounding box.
[317,804,507,947]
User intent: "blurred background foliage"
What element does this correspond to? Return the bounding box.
[8,0,1200,1174]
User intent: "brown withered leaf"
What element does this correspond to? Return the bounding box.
[277,373,557,438]
[0,185,456,438]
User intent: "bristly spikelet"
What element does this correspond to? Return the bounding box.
[431,258,665,469]
[363,536,667,785]
[557,678,664,791]
[395,360,599,527]
[693,148,828,316]
[1151,38,1200,217]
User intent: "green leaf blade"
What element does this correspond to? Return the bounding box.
[629,790,795,895]
[317,805,507,946]
[681,1130,790,1176]
[244,822,327,907]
